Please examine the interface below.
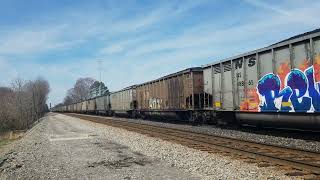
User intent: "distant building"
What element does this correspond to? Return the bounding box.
[88,81,109,99]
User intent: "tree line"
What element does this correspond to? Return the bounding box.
[0,77,50,132]
[55,77,110,109]
[51,78,96,109]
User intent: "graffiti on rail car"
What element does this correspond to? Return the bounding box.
[256,56,320,112]
[239,88,260,112]
[149,98,162,109]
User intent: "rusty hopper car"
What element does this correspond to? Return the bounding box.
[203,29,320,130]
[136,67,204,121]
[110,86,137,117]
[96,95,110,115]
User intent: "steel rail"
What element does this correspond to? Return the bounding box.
[69,113,320,154]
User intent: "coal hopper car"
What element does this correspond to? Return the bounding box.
[96,95,110,115]
[136,67,204,121]
[110,86,137,117]
[202,29,320,130]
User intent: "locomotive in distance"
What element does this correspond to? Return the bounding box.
[53,29,320,131]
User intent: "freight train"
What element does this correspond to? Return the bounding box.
[53,29,320,131]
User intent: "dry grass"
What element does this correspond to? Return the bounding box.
[0,139,12,148]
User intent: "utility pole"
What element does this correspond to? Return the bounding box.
[97,60,102,96]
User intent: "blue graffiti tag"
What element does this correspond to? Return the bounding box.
[305,67,320,111]
[257,66,320,112]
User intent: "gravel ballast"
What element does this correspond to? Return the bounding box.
[0,113,306,179]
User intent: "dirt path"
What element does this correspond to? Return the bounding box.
[0,113,200,180]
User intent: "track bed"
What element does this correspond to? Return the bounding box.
[66,113,320,179]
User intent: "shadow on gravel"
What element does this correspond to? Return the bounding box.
[88,140,151,169]
[87,157,152,169]
[0,151,23,173]
[92,141,129,151]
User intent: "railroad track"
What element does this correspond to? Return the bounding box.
[65,113,320,179]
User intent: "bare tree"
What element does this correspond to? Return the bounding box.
[0,77,50,131]
[11,78,27,129]
[65,88,79,103]
[33,78,50,118]
[73,77,95,101]
[0,87,15,130]
[63,77,95,104]
[63,95,73,105]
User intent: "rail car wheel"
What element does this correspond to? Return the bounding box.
[216,112,236,126]
[216,112,227,126]
[186,111,193,122]
[201,111,212,124]
[176,112,186,121]
[196,112,204,125]
[140,113,147,120]
[131,111,137,119]
[188,111,201,126]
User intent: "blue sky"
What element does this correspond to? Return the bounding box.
[0,0,319,106]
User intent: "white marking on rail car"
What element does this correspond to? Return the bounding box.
[49,134,92,142]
